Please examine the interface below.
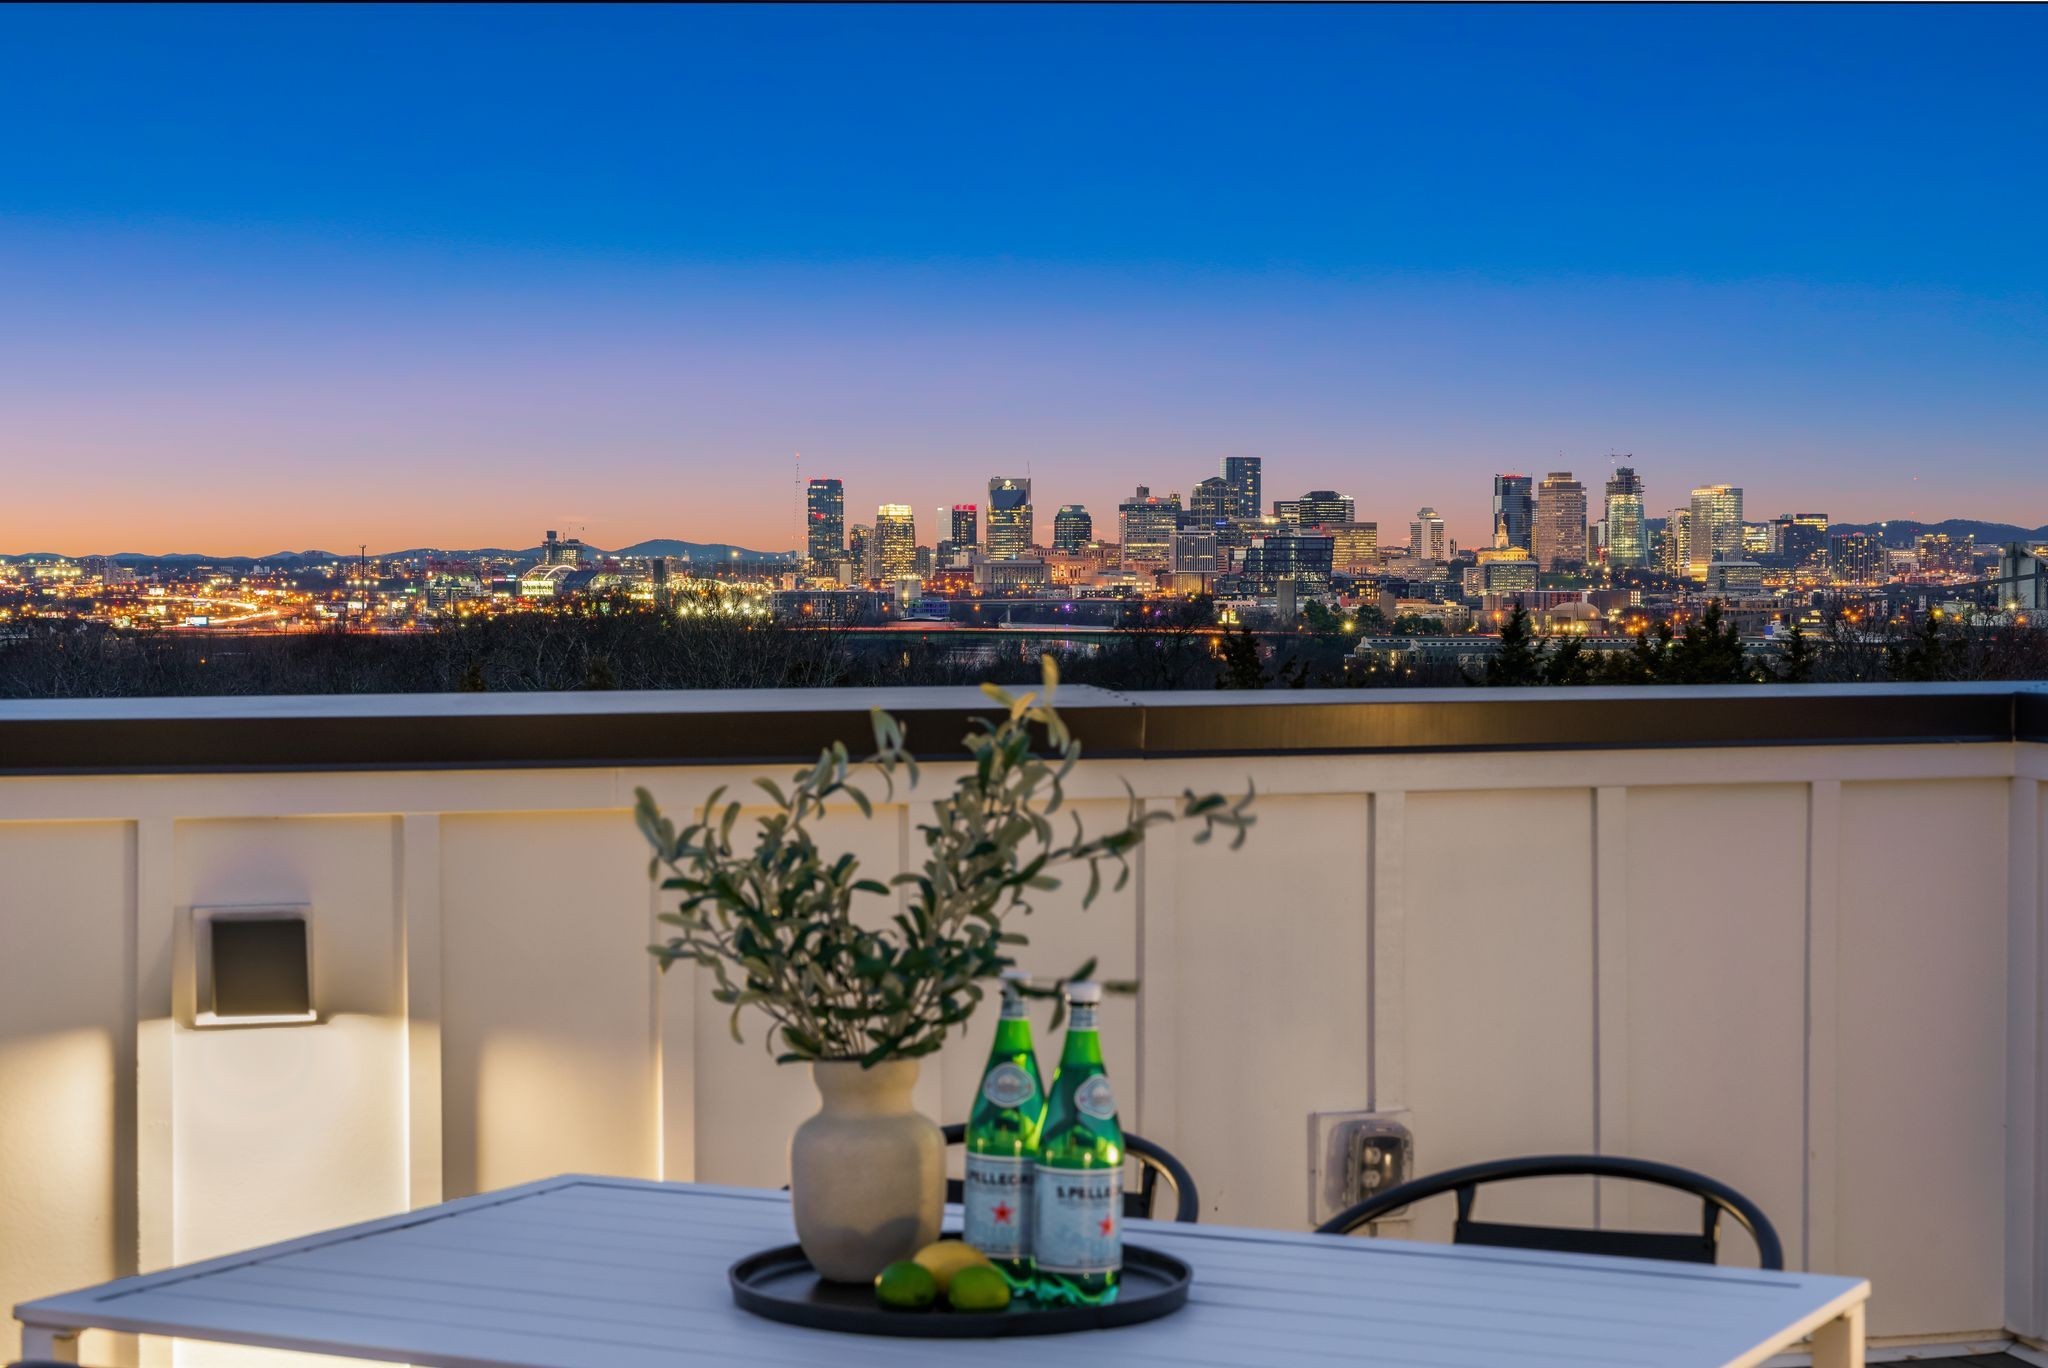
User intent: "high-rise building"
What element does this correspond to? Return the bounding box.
[1769,513,1830,570]
[875,505,917,580]
[1658,509,1692,577]
[1917,532,1974,576]
[1189,476,1231,527]
[1688,484,1745,582]
[1604,466,1646,569]
[1492,474,1534,552]
[986,477,1032,559]
[1408,508,1447,561]
[1329,523,1380,575]
[1277,491,1354,529]
[1534,472,1588,572]
[949,504,978,547]
[1052,504,1092,553]
[1119,486,1182,564]
[1829,531,1884,585]
[848,524,875,582]
[1169,527,1218,576]
[805,479,845,572]
[1243,531,1334,592]
[1222,457,1263,520]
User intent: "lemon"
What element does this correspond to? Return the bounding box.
[946,1265,1012,1313]
[911,1240,992,1294]
[873,1260,938,1311]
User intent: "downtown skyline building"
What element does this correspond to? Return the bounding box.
[1493,473,1534,552]
[1189,476,1232,528]
[1223,456,1263,521]
[1409,507,1447,561]
[1689,483,1745,581]
[805,478,844,571]
[1119,485,1182,564]
[1604,466,1646,569]
[1052,504,1093,553]
[949,504,978,547]
[1534,471,1588,572]
[986,477,1032,559]
[874,504,917,580]
[1658,508,1693,577]
[1276,490,1355,529]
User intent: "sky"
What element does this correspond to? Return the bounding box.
[2,3,2044,556]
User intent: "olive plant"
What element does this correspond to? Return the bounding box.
[637,658,1254,1066]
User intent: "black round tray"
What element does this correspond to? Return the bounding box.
[728,1242,1191,1338]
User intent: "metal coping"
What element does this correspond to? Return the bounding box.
[0,685,2041,775]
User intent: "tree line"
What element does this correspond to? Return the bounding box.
[0,595,2042,698]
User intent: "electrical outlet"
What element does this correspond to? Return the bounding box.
[1308,1110,1414,1226]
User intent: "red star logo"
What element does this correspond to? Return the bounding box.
[993,1202,1013,1224]
[1099,1216,1115,1236]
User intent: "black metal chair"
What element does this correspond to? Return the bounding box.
[942,1122,1201,1223]
[1313,1154,1784,1270]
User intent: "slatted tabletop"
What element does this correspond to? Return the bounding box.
[16,1176,1869,1368]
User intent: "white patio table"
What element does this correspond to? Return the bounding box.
[15,1175,1868,1368]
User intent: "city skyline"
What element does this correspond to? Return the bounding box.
[3,6,2045,555]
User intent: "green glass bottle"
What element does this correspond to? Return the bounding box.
[1032,980,1123,1306]
[963,969,1045,1291]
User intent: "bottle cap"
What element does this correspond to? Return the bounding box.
[999,967,1030,985]
[1065,979,1102,1005]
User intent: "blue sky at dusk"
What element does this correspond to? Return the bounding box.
[2,4,2043,554]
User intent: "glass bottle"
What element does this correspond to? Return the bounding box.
[963,969,1045,1291]
[1032,979,1123,1305]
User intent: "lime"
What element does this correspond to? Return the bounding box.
[873,1260,938,1311]
[946,1264,1013,1313]
[912,1240,991,1294]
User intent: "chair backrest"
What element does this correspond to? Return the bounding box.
[1313,1154,1784,1270]
[941,1122,1201,1223]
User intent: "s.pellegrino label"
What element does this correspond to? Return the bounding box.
[963,1152,1033,1258]
[964,974,1045,1287]
[1033,982,1124,1305]
[1033,1164,1123,1274]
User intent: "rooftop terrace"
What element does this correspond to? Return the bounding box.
[2,683,2045,1363]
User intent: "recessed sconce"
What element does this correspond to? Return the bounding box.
[192,905,316,1027]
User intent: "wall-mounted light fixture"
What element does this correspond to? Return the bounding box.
[192,905,316,1027]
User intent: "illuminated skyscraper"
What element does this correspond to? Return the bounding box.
[1604,466,1646,569]
[875,505,917,580]
[1658,509,1692,576]
[1534,472,1587,572]
[951,504,978,546]
[1222,456,1262,520]
[806,479,845,572]
[1493,474,1534,552]
[1829,531,1884,585]
[1688,484,1744,582]
[1771,512,1830,570]
[1408,508,1446,561]
[1189,476,1231,527]
[1118,486,1181,564]
[848,524,875,582]
[1330,523,1379,574]
[1279,491,1354,529]
[1052,504,1092,552]
[987,477,1032,559]
[1243,531,1334,592]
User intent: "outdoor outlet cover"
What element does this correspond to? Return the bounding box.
[1308,1110,1414,1227]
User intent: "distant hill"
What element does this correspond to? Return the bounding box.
[1635,516,2045,548]
[1824,519,2048,548]
[2,540,793,565]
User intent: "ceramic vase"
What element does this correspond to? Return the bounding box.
[788,1058,943,1282]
